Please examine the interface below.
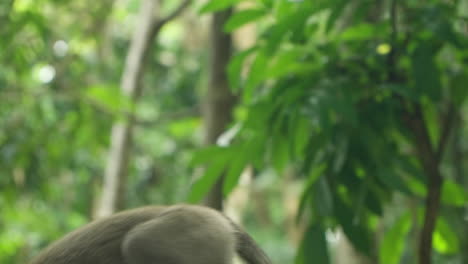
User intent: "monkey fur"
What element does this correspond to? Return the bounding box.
[30,204,271,264]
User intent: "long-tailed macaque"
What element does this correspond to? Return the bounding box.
[30,204,271,264]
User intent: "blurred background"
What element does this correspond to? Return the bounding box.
[1,0,468,263]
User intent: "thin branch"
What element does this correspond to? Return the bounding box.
[402,105,437,172]
[158,0,192,25]
[402,104,443,264]
[384,1,446,262]
[97,0,161,218]
[148,0,192,49]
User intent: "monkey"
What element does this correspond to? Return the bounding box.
[29,204,272,264]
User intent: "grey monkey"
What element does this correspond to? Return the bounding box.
[30,204,271,264]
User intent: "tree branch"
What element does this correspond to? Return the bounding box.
[148,0,192,49]
[402,105,443,264]
[97,0,193,219]
[203,8,236,210]
[158,0,192,26]
[97,0,161,218]
[388,2,446,263]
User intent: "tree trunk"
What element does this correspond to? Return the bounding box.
[402,105,452,264]
[96,0,191,218]
[95,0,160,218]
[202,8,236,210]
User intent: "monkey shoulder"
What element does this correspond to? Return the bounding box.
[30,206,165,264]
[30,205,242,264]
[122,205,237,264]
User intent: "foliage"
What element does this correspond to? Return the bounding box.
[0,0,203,262]
[193,0,468,263]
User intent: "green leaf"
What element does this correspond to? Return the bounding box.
[199,0,239,14]
[223,151,247,195]
[292,116,311,157]
[295,224,330,264]
[271,132,290,173]
[266,47,318,78]
[404,176,427,197]
[450,71,468,106]
[86,84,131,113]
[224,9,267,32]
[340,23,379,41]
[273,0,297,20]
[314,177,334,218]
[382,83,418,101]
[187,149,232,203]
[410,42,442,100]
[376,168,411,195]
[243,50,268,102]
[296,163,327,222]
[264,3,313,53]
[308,164,328,190]
[190,146,227,166]
[396,156,427,186]
[39,95,57,124]
[421,98,439,148]
[168,118,201,139]
[379,212,411,264]
[334,195,371,254]
[364,189,383,216]
[433,217,460,254]
[228,47,256,92]
[244,101,273,130]
[325,0,347,32]
[332,89,358,126]
[223,137,264,195]
[441,179,467,207]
